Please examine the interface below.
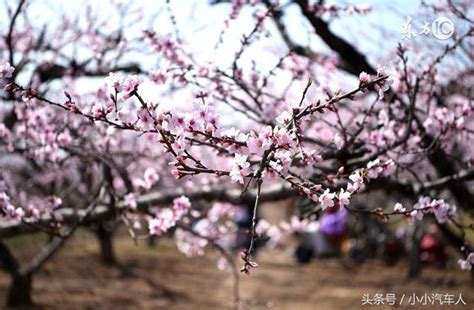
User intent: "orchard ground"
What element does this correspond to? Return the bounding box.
[1,228,472,310]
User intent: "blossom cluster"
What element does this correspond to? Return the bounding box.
[0,190,63,223]
[458,253,474,271]
[409,196,458,224]
[0,0,472,280]
[148,196,192,235]
[0,62,15,81]
[174,202,239,257]
[0,192,25,220]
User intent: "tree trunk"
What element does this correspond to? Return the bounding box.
[96,224,116,265]
[407,224,423,279]
[147,235,157,247]
[7,274,32,307]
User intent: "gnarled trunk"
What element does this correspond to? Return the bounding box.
[407,224,423,279]
[7,274,32,307]
[96,224,116,265]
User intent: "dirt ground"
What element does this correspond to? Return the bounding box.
[0,230,473,310]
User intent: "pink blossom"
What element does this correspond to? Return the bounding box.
[57,131,72,147]
[197,66,210,77]
[49,196,62,209]
[246,136,263,155]
[276,111,292,124]
[240,250,259,275]
[367,159,383,179]
[382,159,396,176]
[367,159,380,169]
[273,149,292,173]
[394,203,406,213]
[458,253,474,271]
[217,257,231,272]
[174,228,208,256]
[167,113,187,134]
[346,182,359,193]
[274,128,294,148]
[0,61,14,79]
[230,154,250,184]
[144,168,159,185]
[137,108,155,130]
[134,168,160,190]
[260,126,274,148]
[338,188,351,207]
[171,168,181,179]
[5,204,25,220]
[208,202,238,222]
[106,72,124,92]
[306,151,323,164]
[280,216,308,233]
[374,65,394,98]
[0,123,12,141]
[148,196,191,236]
[172,136,187,154]
[124,193,137,209]
[148,208,175,235]
[319,189,336,209]
[347,171,363,192]
[0,192,12,212]
[122,75,143,99]
[359,71,370,84]
[117,108,136,124]
[27,204,40,221]
[246,127,273,156]
[172,196,191,218]
[3,1,473,280]
[408,209,423,222]
[258,222,283,248]
[334,133,344,149]
[91,103,105,118]
[149,69,168,84]
[349,171,364,183]
[411,196,457,224]
[0,192,25,220]
[376,64,387,77]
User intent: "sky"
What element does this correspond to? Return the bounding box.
[1,0,468,124]
[1,0,423,67]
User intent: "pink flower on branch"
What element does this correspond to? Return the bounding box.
[338,188,351,207]
[122,75,143,99]
[230,154,250,184]
[0,61,15,80]
[319,189,336,209]
[358,71,370,85]
[148,196,191,236]
[1,0,473,285]
[458,253,474,271]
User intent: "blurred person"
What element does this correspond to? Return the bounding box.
[382,227,406,266]
[296,221,332,263]
[320,207,349,255]
[420,224,447,268]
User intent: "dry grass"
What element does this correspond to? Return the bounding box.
[0,229,472,309]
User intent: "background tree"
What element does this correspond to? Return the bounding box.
[0,0,473,307]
